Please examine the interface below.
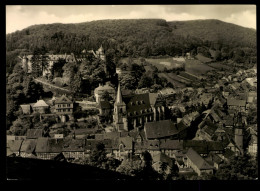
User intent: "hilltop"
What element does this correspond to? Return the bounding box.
[6,19,256,54]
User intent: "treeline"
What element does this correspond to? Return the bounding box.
[6,19,256,63]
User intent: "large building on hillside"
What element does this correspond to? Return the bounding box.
[89,45,106,61]
[19,53,76,76]
[113,84,166,132]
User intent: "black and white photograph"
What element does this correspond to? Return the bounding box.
[5,5,257,181]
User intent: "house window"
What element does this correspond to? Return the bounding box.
[67,104,70,107]
[63,104,66,107]
[63,109,66,112]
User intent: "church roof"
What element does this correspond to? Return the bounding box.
[123,93,151,115]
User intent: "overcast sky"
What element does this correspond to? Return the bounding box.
[6,5,256,34]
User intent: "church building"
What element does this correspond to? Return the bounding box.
[113,84,167,132]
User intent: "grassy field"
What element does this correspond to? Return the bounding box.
[146,58,184,70]
[185,59,215,76]
[195,53,213,63]
[119,57,184,71]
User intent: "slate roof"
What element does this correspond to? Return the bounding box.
[20,139,37,154]
[186,148,214,170]
[55,95,73,104]
[85,139,112,151]
[148,93,159,106]
[33,100,49,107]
[203,125,218,137]
[128,130,145,141]
[26,129,44,139]
[214,109,226,119]
[123,93,152,115]
[35,138,64,153]
[152,152,174,167]
[144,120,180,139]
[71,128,95,135]
[207,141,224,152]
[159,139,183,150]
[145,140,160,150]
[85,139,100,150]
[118,137,133,150]
[223,119,234,127]
[62,139,85,152]
[95,134,104,140]
[183,140,208,154]
[7,140,23,153]
[210,111,221,123]
[223,148,235,160]
[20,105,32,114]
[227,98,246,107]
[206,152,223,164]
[103,132,120,140]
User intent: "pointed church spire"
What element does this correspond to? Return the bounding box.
[116,83,123,104]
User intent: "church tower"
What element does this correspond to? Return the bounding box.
[113,83,128,132]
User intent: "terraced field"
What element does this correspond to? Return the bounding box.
[185,59,215,76]
[158,73,186,88]
[208,62,232,70]
[179,71,199,81]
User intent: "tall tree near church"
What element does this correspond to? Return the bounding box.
[31,46,49,78]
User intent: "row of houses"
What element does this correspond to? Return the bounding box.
[20,95,74,123]
[7,135,230,176]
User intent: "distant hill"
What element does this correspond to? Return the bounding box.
[168,19,256,48]
[6,19,256,73]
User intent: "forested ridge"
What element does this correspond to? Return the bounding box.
[6,18,256,57]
